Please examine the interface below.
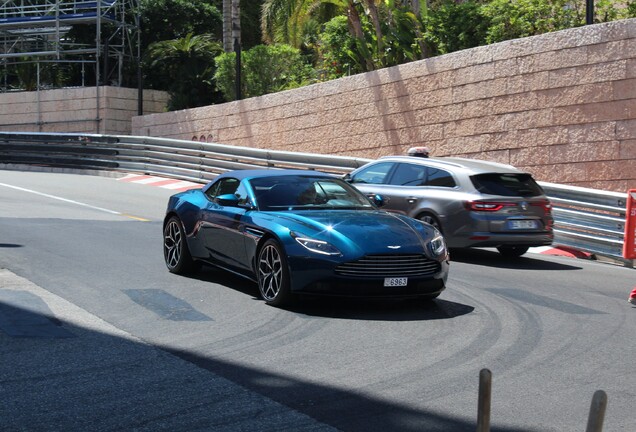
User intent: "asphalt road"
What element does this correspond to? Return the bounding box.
[0,169,634,432]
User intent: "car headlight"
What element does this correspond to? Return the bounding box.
[429,234,447,258]
[292,233,341,256]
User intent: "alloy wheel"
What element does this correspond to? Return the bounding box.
[420,214,441,232]
[259,244,282,301]
[164,219,182,269]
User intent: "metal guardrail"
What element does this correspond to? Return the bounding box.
[539,182,629,265]
[0,132,372,181]
[0,131,632,266]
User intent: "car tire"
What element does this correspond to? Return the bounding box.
[497,245,530,258]
[257,239,293,306]
[163,216,200,274]
[418,213,442,233]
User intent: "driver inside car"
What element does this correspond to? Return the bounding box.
[297,184,318,205]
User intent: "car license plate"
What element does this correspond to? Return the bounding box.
[509,220,538,229]
[384,277,408,287]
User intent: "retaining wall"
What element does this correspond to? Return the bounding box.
[132,19,636,192]
[1,86,168,134]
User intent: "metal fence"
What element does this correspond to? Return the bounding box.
[0,131,631,266]
[540,182,628,264]
[0,132,372,181]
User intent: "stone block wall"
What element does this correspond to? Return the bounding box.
[132,19,635,192]
[1,86,168,135]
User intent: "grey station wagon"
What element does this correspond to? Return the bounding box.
[345,156,554,257]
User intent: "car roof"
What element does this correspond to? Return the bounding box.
[376,156,526,175]
[215,169,335,181]
[202,169,336,193]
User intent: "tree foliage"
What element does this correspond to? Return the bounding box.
[139,0,222,47]
[261,0,344,47]
[142,0,636,107]
[311,0,634,80]
[240,0,267,49]
[7,0,635,105]
[146,33,223,110]
[215,44,315,101]
[480,0,579,44]
[317,16,364,79]
[139,0,222,92]
[423,1,488,55]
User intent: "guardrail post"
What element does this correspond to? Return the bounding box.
[585,390,607,432]
[477,368,491,432]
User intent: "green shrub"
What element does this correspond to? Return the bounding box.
[423,1,488,55]
[215,44,315,101]
[316,16,367,80]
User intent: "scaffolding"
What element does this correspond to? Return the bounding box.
[0,0,140,91]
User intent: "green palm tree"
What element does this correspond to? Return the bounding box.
[261,0,432,73]
[261,0,379,71]
[147,33,223,110]
[261,0,344,47]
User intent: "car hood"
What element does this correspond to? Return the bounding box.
[262,209,432,255]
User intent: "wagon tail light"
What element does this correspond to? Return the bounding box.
[530,199,552,215]
[464,201,516,212]
[464,200,553,215]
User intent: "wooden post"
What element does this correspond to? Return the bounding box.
[477,368,492,432]
[585,390,607,432]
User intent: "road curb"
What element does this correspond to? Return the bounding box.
[118,173,203,192]
[530,246,594,259]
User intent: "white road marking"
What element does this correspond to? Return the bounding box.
[134,177,169,185]
[118,174,203,191]
[0,182,149,221]
[161,181,200,190]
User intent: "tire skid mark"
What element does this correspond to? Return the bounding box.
[359,282,504,399]
[200,312,328,357]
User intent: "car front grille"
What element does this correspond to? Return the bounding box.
[335,254,440,278]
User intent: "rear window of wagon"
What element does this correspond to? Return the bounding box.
[470,173,544,197]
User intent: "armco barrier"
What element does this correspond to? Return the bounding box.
[0,132,372,182]
[539,182,630,266]
[0,131,633,267]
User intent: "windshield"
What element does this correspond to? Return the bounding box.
[250,175,375,211]
[470,173,544,197]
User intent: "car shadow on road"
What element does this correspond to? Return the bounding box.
[189,265,474,322]
[286,296,474,321]
[449,248,583,271]
[188,264,261,296]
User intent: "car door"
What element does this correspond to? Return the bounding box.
[374,163,463,235]
[348,161,398,203]
[379,162,431,215]
[201,178,250,270]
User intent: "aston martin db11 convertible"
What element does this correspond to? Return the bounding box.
[163,169,449,306]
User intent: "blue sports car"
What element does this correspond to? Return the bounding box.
[163,169,449,306]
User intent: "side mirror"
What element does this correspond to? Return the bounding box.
[215,193,240,207]
[343,173,352,183]
[372,194,385,208]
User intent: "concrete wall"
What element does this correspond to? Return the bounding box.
[1,86,168,135]
[129,19,632,192]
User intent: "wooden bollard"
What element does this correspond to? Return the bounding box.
[585,390,607,432]
[477,368,492,432]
